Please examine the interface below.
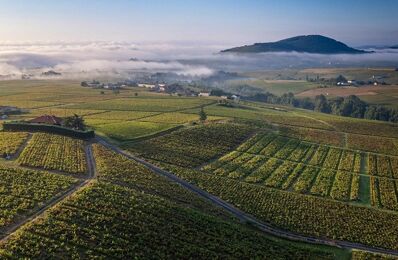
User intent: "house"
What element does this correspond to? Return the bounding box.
[337,82,350,86]
[198,92,210,97]
[29,115,63,125]
[138,83,156,89]
[231,95,241,102]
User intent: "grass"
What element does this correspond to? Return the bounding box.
[250,80,319,95]
[2,78,398,256]
[84,110,158,120]
[223,79,318,95]
[93,121,176,141]
[138,112,200,124]
[69,97,214,111]
[358,175,371,205]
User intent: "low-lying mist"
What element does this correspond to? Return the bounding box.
[0,41,398,80]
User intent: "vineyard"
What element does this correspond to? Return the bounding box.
[127,123,254,167]
[202,132,366,203]
[18,133,87,174]
[1,79,398,257]
[93,121,176,141]
[0,165,77,232]
[0,132,29,156]
[351,250,398,259]
[0,146,336,259]
[183,103,334,130]
[162,164,398,251]
[347,133,398,155]
[70,97,213,112]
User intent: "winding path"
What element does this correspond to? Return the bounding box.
[97,136,398,257]
[0,144,97,243]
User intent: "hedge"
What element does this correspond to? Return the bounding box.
[3,122,95,139]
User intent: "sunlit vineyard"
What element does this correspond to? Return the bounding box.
[278,125,344,146]
[202,132,369,203]
[0,146,335,259]
[351,250,398,259]
[162,164,398,251]
[1,78,398,258]
[0,165,77,231]
[18,133,87,174]
[70,97,213,111]
[127,123,254,167]
[0,132,29,156]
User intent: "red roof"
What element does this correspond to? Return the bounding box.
[29,115,63,125]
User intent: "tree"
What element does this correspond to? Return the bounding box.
[336,75,347,83]
[210,89,229,97]
[199,107,207,122]
[314,94,331,113]
[134,92,138,97]
[63,114,86,131]
[339,95,367,118]
[280,93,295,106]
[365,105,390,121]
[364,105,378,120]
[299,97,315,110]
[389,109,398,122]
[330,97,344,115]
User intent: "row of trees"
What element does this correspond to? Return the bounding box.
[248,92,398,123]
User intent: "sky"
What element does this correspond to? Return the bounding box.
[0,0,398,46]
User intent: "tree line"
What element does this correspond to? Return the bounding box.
[247,92,398,123]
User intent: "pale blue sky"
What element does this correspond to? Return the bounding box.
[0,0,397,45]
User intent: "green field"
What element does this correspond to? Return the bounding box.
[224,78,318,95]
[94,121,176,141]
[0,79,397,258]
[69,97,214,111]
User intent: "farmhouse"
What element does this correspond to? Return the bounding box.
[337,81,350,86]
[29,115,64,126]
[198,92,210,97]
[231,95,241,102]
[138,83,156,89]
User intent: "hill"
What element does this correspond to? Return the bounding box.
[221,35,368,54]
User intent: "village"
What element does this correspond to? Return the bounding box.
[80,79,241,101]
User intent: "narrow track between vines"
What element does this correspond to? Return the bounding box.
[0,144,97,243]
[97,136,398,257]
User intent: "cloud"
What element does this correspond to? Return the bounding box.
[0,41,219,79]
[0,41,398,80]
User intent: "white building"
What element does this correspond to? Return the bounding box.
[198,92,210,97]
[138,83,156,89]
[231,95,241,102]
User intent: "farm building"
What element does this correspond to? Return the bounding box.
[138,83,156,89]
[198,92,210,97]
[29,115,64,125]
